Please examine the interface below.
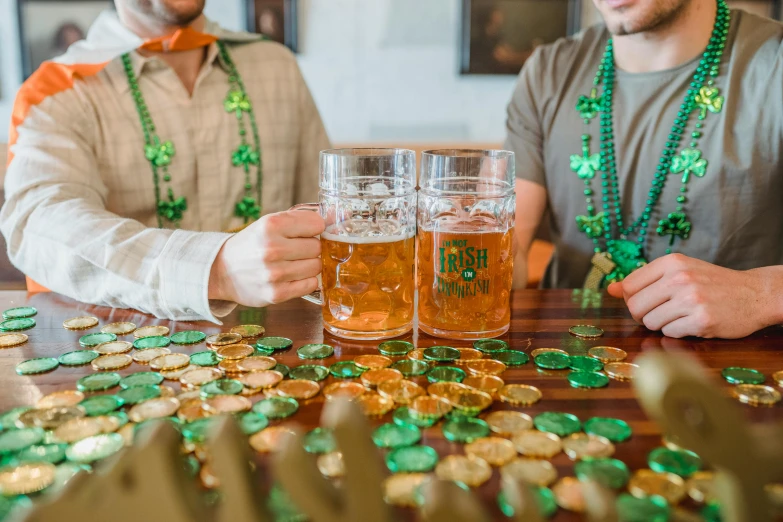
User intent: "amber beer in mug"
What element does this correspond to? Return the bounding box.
[417,150,516,339]
[301,149,416,340]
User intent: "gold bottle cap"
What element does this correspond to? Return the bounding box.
[410,395,452,419]
[406,348,427,360]
[464,437,517,466]
[562,433,615,460]
[553,477,585,512]
[531,348,568,358]
[36,390,85,409]
[159,364,196,380]
[238,370,284,391]
[435,455,492,487]
[237,355,277,372]
[94,341,133,355]
[63,316,99,330]
[357,393,395,417]
[128,397,180,423]
[0,463,56,495]
[361,368,403,389]
[445,388,493,414]
[605,362,639,381]
[150,353,191,372]
[501,457,558,487]
[276,379,321,400]
[353,354,392,370]
[463,374,505,394]
[159,385,176,398]
[249,426,296,453]
[177,399,211,422]
[216,343,254,361]
[686,471,716,504]
[118,423,136,446]
[588,346,628,363]
[733,384,782,406]
[204,395,252,414]
[498,384,542,406]
[101,322,137,336]
[206,332,243,347]
[773,370,783,387]
[91,354,133,371]
[427,381,469,400]
[218,358,245,374]
[456,348,484,362]
[54,417,109,443]
[0,333,28,348]
[511,430,562,458]
[465,359,507,376]
[180,367,223,388]
[484,410,533,437]
[377,379,425,405]
[133,325,170,338]
[628,469,686,504]
[323,381,366,401]
[18,406,85,430]
[132,347,171,364]
[229,324,266,338]
[317,451,345,478]
[382,473,429,507]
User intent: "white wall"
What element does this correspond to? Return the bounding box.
[0,0,602,144]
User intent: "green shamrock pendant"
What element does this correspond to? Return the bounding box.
[671,148,708,184]
[232,144,260,173]
[158,188,187,224]
[235,197,261,223]
[224,90,252,119]
[576,88,602,122]
[656,212,692,246]
[576,213,606,238]
[145,141,175,167]
[694,86,724,120]
[605,239,647,283]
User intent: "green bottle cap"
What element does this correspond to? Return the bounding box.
[238,412,268,435]
[0,427,45,454]
[648,447,702,477]
[386,445,439,473]
[79,395,124,416]
[274,363,290,378]
[329,361,365,379]
[372,423,421,449]
[288,364,329,381]
[0,318,36,332]
[567,370,610,389]
[107,411,129,428]
[256,337,293,351]
[0,407,32,430]
[497,486,557,518]
[200,379,243,397]
[77,372,122,392]
[423,346,461,362]
[575,458,630,489]
[392,407,437,429]
[190,351,220,366]
[297,343,334,360]
[391,359,429,377]
[79,332,117,348]
[2,307,37,320]
[16,357,59,375]
[133,336,171,349]
[534,352,571,370]
[721,366,764,385]
[117,384,161,405]
[584,417,632,442]
[534,412,581,436]
[302,427,336,454]
[427,366,466,383]
[378,340,414,356]
[170,330,207,345]
[182,418,214,443]
[58,350,99,366]
[120,371,164,389]
[16,443,67,465]
[473,339,509,354]
[616,493,670,522]
[254,345,275,356]
[701,502,722,522]
[441,417,490,443]
[252,397,298,419]
[49,463,91,493]
[569,355,604,372]
[65,433,124,463]
[493,350,529,366]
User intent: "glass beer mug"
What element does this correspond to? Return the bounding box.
[417,150,516,339]
[300,149,417,340]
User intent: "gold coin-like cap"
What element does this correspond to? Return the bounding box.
[54,417,111,443]
[275,379,321,400]
[177,399,211,422]
[133,325,170,338]
[454,348,484,365]
[410,395,452,419]
[101,322,137,336]
[238,370,284,391]
[0,333,28,348]
[531,348,568,358]
[317,451,345,478]
[445,388,493,414]
[204,395,252,414]
[357,393,395,417]
[94,341,133,355]
[206,332,243,347]
[498,384,542,406]
[605,362,639,381]
[588,346,628,363]
[216,343,254,361]
[353,354,392,370]
[36,390,85,410]
[552,477,585,512]
[132,347,171,364]
[686,471,716,504]
[562,433,615,460]
[229,324,266,338]
[733,384,782,406]
[773,370,783,387]
[465,359,507,376]
[464,437,517,466]
[128,397,180,423]
[378,379,425,405]
[249,426,296,453]
[628,469,686,504]
[180,367,223,388]
[511,430,562,458]
[159,364,196,380]
[382,473,429,507]
[18,406,85,430]
[484,410,533,437]
[435,455,492,488]
[501,458,558,487]
[406,348,426,360]
[218,358,245,375]
[323,382,366,401]
[0,463,56,496]
[361,368,404,389]
[427,381,469,400]
[63,316,99,330]
[150,353,191,372]
[463,375,505,394]
[237,355,277,372]
[91,354,133,371]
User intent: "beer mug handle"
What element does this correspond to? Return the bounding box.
[289,202,324,306]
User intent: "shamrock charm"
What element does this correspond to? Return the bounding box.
[232,144,260,173]
[670,148,708,184]
[224,90,252,118]
[576,89,602,122]
[157,189,187,223]
[144,140,175,167]
[656,211,692,246]
[576,213,606,238]
[605,239,647,283]
[570,151,601,179]
[694,86,724,120]
[235,196,261,223]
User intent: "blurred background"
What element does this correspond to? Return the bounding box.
[0,0,777,289]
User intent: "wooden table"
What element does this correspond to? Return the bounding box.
[1,289,782,521]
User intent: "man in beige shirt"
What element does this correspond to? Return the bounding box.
[507,0,783,338]
[1,0,329,322]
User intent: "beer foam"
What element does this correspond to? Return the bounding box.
[322,230,414,244]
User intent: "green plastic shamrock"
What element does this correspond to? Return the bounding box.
[670,148,708,184]
[606,239,647,283]
[224,90,252,118]
[656,211,692,246]
[235,197,261,223]
[570,152,601,180]
[461,268,476,282]
[576,213,605,238]
[232,144,260,173]
[158,190,187,223]
[576,90,602,122]
[694,86,724,120]
[144,140,175,168]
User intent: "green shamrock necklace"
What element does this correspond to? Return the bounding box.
[575,0,730,288]
[122,41,262,229]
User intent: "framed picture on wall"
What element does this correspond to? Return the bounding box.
[460,0,582,75]
[728,0,781,18]
[17,0,111,79]
[246,0,299,53]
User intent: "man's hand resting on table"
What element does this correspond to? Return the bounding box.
[208,211,325,307]
[607,254,783,339]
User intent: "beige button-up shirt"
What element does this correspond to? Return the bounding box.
[1,11,330,322]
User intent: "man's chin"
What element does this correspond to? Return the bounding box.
[158,0,205,26]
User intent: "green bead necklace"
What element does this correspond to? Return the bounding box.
[574,0,730,286]
[122,40,263,229]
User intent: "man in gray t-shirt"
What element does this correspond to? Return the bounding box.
[506,0,783,339]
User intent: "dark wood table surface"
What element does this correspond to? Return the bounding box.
[1,289,782,521]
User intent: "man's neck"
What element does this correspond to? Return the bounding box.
[613,0,717,73]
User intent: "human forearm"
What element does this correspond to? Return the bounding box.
[747,265,783,327]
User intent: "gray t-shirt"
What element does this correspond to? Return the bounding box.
[505,9,783,288]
